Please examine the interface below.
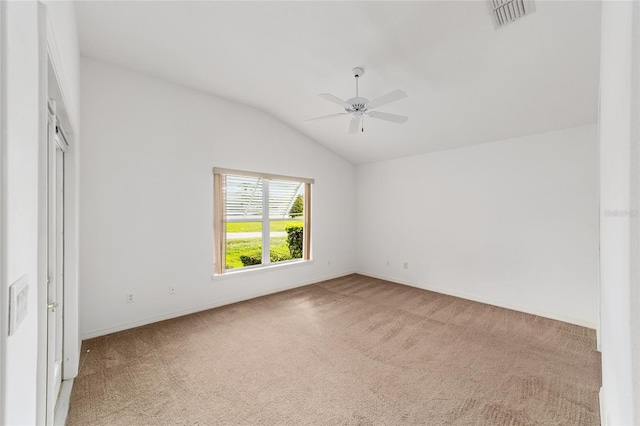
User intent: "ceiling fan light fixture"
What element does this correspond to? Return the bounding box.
[307,67,408,134]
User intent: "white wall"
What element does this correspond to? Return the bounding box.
[598,1,639,424]
[1,1,80,424]
[3,3,42,424]
[356,125,599,327]
[79,58,356,338]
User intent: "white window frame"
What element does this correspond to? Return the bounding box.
[213,168,313,275]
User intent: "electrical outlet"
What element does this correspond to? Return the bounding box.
[169,286,176,295]
[386,260,390,266]
[403,262,409,270]
[327,259,331,266]
[126,293,134,303]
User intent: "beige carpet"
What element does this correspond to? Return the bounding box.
[67,274,601,425]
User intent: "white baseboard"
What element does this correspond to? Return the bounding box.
[356,270,598,330]
[599,387,607,426]
[81,270,356,340]
[54,379,73,426]
[82,269,597,339]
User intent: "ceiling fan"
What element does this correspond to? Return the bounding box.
[306,67,408,134]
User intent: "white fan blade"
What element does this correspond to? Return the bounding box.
[368,111,409,124]
[319,93,351,109]
[367,89,408,109]
[305,113,348,122]
[348,116,360,134]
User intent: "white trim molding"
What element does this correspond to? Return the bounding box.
[82,271,355,340]
[356,270,599,331]
[0,1,6,423]
[600,387,608,426]
[213,167,314,184]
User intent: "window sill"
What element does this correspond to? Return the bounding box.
[211,259,314,281]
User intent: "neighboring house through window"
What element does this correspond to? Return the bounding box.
[213,168,313,274]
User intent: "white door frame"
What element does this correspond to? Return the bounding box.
[36,3,80,424]
[0,0,6,424]
[44,99,68,425]
[43,5,80,384]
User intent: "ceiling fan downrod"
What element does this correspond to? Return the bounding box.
[353,67,364,98]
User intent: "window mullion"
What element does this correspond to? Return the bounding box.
[262,179,270,265]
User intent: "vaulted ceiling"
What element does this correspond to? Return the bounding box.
[75,1,601,164]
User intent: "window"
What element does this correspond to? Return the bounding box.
[213,168,313,274]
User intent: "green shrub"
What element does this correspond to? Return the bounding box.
[286,224,303,259]
[239,248,292,267]
[239,252,262,266]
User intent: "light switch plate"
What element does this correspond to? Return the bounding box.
[9,275,29,336]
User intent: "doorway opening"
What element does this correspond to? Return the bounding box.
[45,97,68,425]
[42,52,78,426]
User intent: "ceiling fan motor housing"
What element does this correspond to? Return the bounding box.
[345,97,369,113]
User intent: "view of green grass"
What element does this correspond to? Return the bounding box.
[225,219,304,270]
[226,221,302,233]
[225,236,288,269]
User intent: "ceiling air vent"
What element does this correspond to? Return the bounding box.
[488,0,535,29]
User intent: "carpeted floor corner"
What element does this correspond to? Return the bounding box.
[67,274,601,425]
